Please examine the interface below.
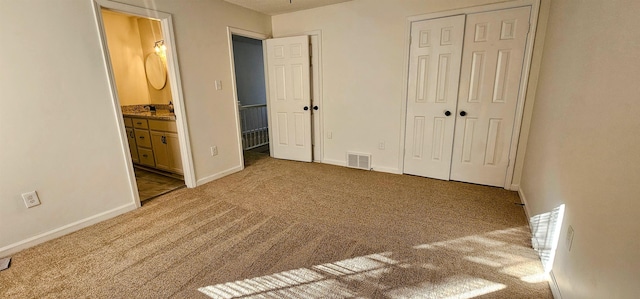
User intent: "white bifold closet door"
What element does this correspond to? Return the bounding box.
[403,15,466,180]
[404,6,531,187]
[451,6,530,187]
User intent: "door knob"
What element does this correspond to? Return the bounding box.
[313,106,319,111]
[459,111,467,116]
[304,106,309,111]
[444,110,451,116]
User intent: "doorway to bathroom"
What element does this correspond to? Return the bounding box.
[101,8,184,202]
[96,0,196,206]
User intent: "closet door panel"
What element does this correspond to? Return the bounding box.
[403,15,465,180]
[450,6,531,187]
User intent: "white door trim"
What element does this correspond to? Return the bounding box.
[398,0,540,189]
[273,30,324,163]
[226,27,270,170]
[92,0,197,208]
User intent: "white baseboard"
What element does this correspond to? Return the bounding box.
[509,183,520,191]
[518,186,532,221]
[549,270,562,299]
[518,187,536,248]
[322,158,400,174]
[196,165,243,186]
[322,158,346,167]
[520,187,562,299]
[0,202,137,257]
[371,165,401,174]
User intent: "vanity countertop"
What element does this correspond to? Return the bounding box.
[123,110,176,121]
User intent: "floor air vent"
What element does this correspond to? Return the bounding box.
[346,152,371,170]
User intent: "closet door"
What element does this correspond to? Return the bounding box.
[450,6,531,187]
[403,15,465,180]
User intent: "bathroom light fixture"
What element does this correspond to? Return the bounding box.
[154,40,166,53]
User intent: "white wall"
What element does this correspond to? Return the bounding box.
[0,0,136,253]
[520,0,640,298]
[137,17,173,105]
[114,0,271,183]
[232,35,266,106]
[102,10,150,106]
[0,0,271,255]
[271,0,543,176]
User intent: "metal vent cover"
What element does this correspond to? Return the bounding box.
[346,152,371,170]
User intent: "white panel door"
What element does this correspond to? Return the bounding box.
[404,15,466,180]
[450,7,531,187]
[266,36,312,162]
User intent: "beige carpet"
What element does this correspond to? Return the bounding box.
[0,153,552,298]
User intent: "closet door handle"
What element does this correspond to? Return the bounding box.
[459,111,467,117]
[313,106,319,111]
[303,106,309,111]
[444,111,451,116]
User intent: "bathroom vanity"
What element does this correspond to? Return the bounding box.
[123,110,182,175]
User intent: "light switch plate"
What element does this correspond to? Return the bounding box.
[214,80,222,90]
[567,225,574,251]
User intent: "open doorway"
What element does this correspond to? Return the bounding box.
[100,8,185,203]
[231,34,270,166]
[229,29,324,168]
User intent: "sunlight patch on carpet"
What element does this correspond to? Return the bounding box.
[199,226,548,298]
[386,275,506,299]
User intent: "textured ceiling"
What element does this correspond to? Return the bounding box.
[223,0,353,16]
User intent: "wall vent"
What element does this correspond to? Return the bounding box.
[346,152,371,170]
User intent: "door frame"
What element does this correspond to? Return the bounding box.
[92,0,197,207]
[226,27,270,169]
[398,0,541,190]
[271,30,325,163]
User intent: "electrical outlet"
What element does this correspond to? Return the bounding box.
[210,146,218,156]
[378,142,385,150]
[327,131,333,139]
[214,80,222,90]
[22,191,41,208]
[567,225,574,251]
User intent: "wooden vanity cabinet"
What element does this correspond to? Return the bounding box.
[149,120,183,174]
[132,118,155,167]
[123,117,139,164]
[123,116,181,175]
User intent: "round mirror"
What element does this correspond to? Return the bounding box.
[145,53,167,90]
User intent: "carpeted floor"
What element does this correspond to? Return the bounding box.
[0,153,552,298]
